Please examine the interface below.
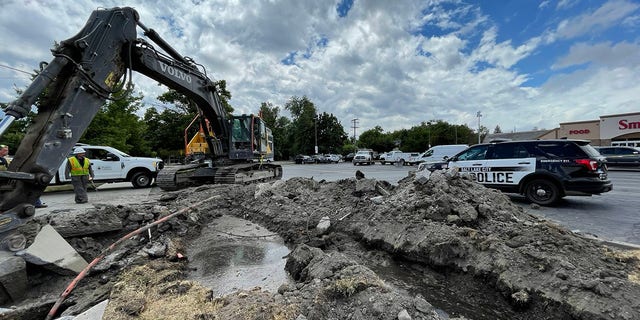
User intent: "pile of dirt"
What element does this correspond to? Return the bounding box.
[2,169,640,320]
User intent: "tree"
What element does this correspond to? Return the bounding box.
[316,112,348,154]
[494,125,502,134]
[142,107,194,160]
[81,87,151,155]
[259,102,290,160]
[358,126,394,152]
[284,96,317,156]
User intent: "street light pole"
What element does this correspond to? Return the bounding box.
[476,111,482,144]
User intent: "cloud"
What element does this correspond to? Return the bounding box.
[0,0,639,138]
[553,41,640,69]
[550,0,640,41]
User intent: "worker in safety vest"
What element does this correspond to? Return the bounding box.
[65,147,95,204]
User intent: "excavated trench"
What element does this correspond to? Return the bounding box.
[3,170,639,319]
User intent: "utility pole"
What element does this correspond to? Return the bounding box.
[476,111,482,144]
[314,115,318,154]
[427,121,432,148]
[454,125,458,144]
[351,118,359,148]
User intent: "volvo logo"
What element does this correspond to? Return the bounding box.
[158,61,192,84]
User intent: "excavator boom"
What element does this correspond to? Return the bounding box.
[0,7,281,243]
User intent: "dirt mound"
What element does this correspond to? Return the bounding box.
[2,170,639,320]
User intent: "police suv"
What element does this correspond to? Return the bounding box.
[426,139,613,205]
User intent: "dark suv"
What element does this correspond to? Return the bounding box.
[595,146,640,167]
[428,139,613,205]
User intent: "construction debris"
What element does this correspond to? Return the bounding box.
[0,170,639,320]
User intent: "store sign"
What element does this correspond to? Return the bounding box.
[569,129,590,134]
[602,115,640,139]
[619,119,640,130]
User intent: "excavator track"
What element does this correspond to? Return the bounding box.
[156,163,282,191]
[156,163,204,191]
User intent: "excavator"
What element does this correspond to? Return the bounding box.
[0,7,282,249]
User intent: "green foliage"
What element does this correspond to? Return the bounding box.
[259,102,291,160]
[285,96,318,156]
[358,126,394,151]
[142,107,195,160]
[358,121,477,153]
[0,103,31,151]
[81,87,151,155]
[316,112,348,154]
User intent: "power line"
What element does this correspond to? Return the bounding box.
[0,64,35,76]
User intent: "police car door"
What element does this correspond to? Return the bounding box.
[482,143,536,189]
[448,143,534,188]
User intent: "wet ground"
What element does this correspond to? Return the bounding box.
[186,215,291,296]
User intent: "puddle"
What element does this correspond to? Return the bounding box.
[186,215,292,296]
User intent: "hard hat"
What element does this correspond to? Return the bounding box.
[73,147,86,154]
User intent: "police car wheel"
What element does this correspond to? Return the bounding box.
[524,179,559,206]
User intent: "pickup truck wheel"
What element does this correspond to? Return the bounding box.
[524,179,560,206]
[132,172,153,188]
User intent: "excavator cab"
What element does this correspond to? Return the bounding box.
[229,114,270,161]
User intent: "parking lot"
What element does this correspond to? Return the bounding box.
[40,161,640,247]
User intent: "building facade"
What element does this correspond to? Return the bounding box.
[490,112,640,147]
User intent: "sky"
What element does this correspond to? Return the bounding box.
[1,0,639,137]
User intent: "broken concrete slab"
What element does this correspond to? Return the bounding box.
[17,224,88,275]
[0,251,27,304]
[46,209,123,238]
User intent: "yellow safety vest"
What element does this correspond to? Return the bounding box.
[68,156,90,176]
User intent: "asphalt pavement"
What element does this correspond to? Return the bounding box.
[37,182,162,217]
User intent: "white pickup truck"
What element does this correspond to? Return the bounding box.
[352,150,374,165]
[379,150,419,165]
[50,145,164,188]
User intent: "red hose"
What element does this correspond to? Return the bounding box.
[45,195,219,320]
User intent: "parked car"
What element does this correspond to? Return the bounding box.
[312,154,331,163]
[595,146,640,167]
[425,139,612,205]
[353,150,374,165]
[343,153,355,162]
[51,144,164,188]
[325,154,341,163]
[294,155,315,164]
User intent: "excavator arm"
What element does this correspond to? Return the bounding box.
[0,7,256,240]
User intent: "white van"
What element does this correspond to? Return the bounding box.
[409,144,468,166]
